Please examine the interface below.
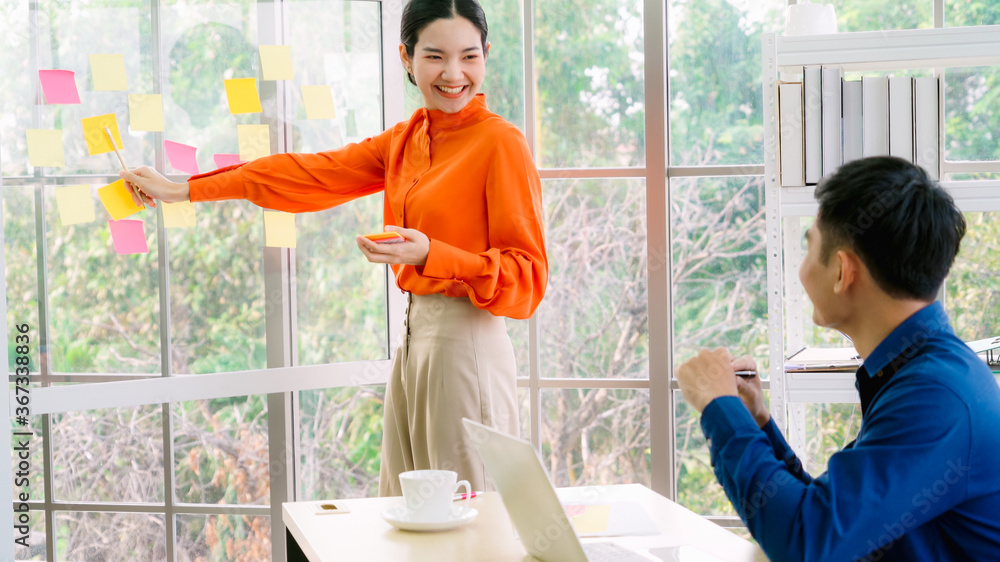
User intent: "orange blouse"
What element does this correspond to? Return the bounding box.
[188,94,548,319]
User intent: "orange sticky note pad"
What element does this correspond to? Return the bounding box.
[82,113,124,155]
[98,179,143,220]
[224,78,262,114]
[363,232,405,244]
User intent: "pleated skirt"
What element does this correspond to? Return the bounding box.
[378,293,519,496]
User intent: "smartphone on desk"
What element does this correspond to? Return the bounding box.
[362,232,406,244]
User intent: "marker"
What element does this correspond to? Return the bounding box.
[453,492,478,501]
[734,370,757,378]
[104,126,146,208]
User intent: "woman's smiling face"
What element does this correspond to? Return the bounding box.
[400,16,488,113]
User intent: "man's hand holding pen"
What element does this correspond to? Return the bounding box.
[675,349,770,427]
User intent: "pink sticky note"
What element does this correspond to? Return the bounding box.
[108,219,149,255]
[213,153,245,168]
[164,140,199,175]
[38,70,81,104]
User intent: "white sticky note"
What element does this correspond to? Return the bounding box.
[301,85,336,120]
[90,54,128,91]
[259,45,294,80]
[161,201,197,228]
[26,129,66,167]
[128,94,164,132]
[238,124,271,161]
[54,185,96,225]
[264,210,296,248]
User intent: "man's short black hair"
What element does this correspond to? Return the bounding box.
[814,156,966,301]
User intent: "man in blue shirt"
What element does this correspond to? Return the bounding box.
[676,156,1000,561]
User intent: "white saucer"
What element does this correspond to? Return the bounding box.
[380,505,478,532]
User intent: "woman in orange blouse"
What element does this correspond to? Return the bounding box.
[122,0,547,497]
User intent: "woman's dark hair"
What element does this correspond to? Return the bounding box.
[400,0,489,85]
[814,156,966,301]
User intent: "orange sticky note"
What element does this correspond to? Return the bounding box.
[301,85,336,120]
[224,78,262,114]
[81,113,124,155]
[259,45,293,80]
[54,185,96,225]
[264,211,296,248]
[161,201,197,228]
[98,179,143,220]
[89,54,128,91]
[26,129,66,167]
[128,94,164,131]
[238,124,270,161]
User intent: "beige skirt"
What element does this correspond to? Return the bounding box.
[378,293,519,496]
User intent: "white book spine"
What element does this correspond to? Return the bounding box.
[888,76,915,163]
[822,67,843,177]
[915,76,940,180]
[842,80,863,163]
[862,76,889,157]
[804,67,823,184]
[779,83,805,187]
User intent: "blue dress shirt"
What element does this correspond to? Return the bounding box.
[700,302,1000,561]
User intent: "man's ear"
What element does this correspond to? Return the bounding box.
[833,249,861,295]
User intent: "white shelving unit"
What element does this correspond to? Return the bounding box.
[762,26,1000,455]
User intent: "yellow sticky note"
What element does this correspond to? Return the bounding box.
[567,505,611,535]
[81,113,123,155]
[161,201,197,228]
[259,45,293,80]
[238,124,271,161]
[264,210,296,248]
[98,179,143,220]
[128,94,164,132]
[89,54,128,91]
[26,129,65,167]
[224,78,262,114]
[301,85,336,120]
[54,185,95,225]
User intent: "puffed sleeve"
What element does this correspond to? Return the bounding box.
[188,132,391,213]
[420,128,548,319]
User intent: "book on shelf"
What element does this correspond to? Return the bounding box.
[785,346,861,372]
[779,82,805,187]
[888,76,915,163]
[862,75,889,157]
[914,76,940,180]
[842,79,863,163]
[821,66,843,177]
[804,67,823,185]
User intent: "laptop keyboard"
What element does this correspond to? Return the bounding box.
[582,542,651,561]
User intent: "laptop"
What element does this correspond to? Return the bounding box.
[462,418,659,562]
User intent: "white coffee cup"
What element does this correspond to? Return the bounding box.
[785,2,838,36]
[398,469,471,522]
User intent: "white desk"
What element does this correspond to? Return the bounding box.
[283,484,767,561]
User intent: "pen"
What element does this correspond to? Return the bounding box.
[453,492,478,501]
[104,126,145,209]
[734,370,757,378]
